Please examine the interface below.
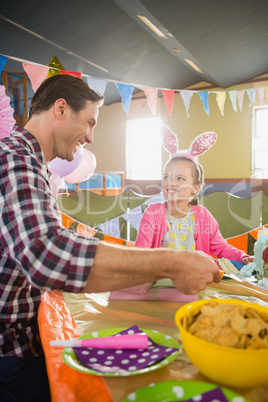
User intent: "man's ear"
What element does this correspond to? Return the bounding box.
[55,98,67,119]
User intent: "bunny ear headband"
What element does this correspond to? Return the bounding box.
[160,124,217,180]
[160,123,217,161]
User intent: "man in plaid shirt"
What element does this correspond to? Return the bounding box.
[0,74,221,401]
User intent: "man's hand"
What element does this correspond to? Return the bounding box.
[169,250,221,295]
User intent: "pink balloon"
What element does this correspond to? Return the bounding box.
[63,149,96,184]
[48,146,83,177]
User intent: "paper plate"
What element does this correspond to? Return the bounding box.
[122,380,250,402]
[62,327,181,377]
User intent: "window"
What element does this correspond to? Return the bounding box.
[126,118,162,180]
[252,107,268,178]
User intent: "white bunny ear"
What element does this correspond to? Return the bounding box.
[187,132,217,157]
[160,124,178,155]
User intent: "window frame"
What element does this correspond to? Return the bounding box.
[252,105,268,179]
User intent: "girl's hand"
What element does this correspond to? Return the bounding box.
[242,256,254,265]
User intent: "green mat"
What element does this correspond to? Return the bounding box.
[57,190,152,228]
[202,191,262,238]
[58,190,265,241]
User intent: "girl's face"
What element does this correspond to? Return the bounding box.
[162,159,200,204]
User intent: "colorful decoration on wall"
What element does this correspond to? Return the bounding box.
[1,53,268,118]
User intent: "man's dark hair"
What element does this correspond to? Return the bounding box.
[28,74,104,120]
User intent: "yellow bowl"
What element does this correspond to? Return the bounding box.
[175,298,268,388]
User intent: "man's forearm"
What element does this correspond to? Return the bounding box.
[83,242,172,293]
[82,242,221,295]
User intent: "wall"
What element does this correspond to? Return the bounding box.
[87,76,268,185]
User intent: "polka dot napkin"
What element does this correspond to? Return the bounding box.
[185,387,229,402]
[73,325,179,375]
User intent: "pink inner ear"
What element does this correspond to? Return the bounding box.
[191,132,216,156]
[160,125,178,154]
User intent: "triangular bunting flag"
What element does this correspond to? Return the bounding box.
[122,206,143,231]
[143,87,158,115]
[77,222,97,238]
[60,70,81,78]
[198,91,209,116]
[215,91,226,116]
[0,55,8,75]
[228,90,237,112]
[256,86,265,104]
[180,90,193,117]
[22,63,49,92]
[115,83,135,114]
[103,233,125,245]
[60,212,75,229]
[98,218,120,238]
[162,89,174,116]
[47,56,65,78]
[227,233,248,254]
[237,90,245,112]
[2,53,266,120]
[125,240,135,247]
[87,76,108,95]
[246,88,256,106]
[249,227,261,241]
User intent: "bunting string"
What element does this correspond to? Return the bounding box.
[1,53,268,118]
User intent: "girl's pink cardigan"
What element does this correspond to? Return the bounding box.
[135,202,249,261]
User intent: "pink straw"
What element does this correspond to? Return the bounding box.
[50,332,148,349]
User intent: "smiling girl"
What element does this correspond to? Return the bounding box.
[135,124,253,265]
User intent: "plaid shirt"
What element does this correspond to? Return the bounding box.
[0,127,99,357]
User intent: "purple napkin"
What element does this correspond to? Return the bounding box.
[184,387,229,402]
[73,325,178,374]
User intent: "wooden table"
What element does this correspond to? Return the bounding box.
[38,279,268,402]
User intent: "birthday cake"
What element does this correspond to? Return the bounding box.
[240,226,268,289]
